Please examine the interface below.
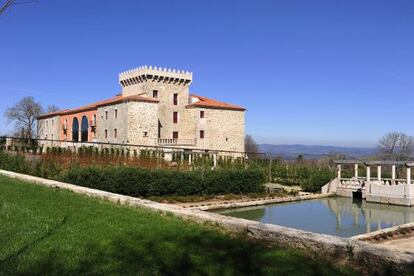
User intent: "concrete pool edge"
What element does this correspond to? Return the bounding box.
[188,193,335,211]
[352,222,414,242]
[1,169,413,274]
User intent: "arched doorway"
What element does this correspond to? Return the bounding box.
[72,118,79,141]
[81,116,89,142]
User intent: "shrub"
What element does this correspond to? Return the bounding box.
[301,170,335,193]
[60,166,264,197]
[0,151,31,174]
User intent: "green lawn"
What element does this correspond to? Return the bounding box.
[0,175,352,275]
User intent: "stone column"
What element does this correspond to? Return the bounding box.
[354,164,359,178]
[188,153,192,165]
[377,165,382,181]
[337,164,342,179]
[366,166,371,181]
[392,165,396,180]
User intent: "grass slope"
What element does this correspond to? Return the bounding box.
[0,175,351,275]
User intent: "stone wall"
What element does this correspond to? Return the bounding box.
[191,108,245,153]
[127,101,158,145]
[37,115,60,142]
[97,102,128,144]
[140,82,192,140]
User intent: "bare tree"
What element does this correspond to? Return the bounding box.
[45,104,59,113]
[0,0,38,16]
[377,132,414,160]
[5,96,42,138]
[245,134,259,158]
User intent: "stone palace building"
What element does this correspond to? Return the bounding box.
[37,66,246,153]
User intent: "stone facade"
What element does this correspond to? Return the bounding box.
[37,65,246,154]
[37,115,60,141]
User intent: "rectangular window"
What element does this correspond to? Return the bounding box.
[200,130,205,139]
[51,134,54,140]
[105,111,108,120]
[114,129,117,138]
[105,129,108,139]
[173,93,178,105]
[200,111,205,118]
[173,112,178,124]
[173,131,179,139]
[153,90,158,98]
[114,109,118,119]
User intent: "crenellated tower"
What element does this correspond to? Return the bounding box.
[119,65,193,97]
[119,66,195,141]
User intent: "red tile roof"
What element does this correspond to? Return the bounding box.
[186,94,245,111]
[37,94,158,119]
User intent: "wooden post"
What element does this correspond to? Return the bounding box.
[213,153,217,168]
[268,156,272,183]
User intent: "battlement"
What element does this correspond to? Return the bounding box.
[119,65,192,87]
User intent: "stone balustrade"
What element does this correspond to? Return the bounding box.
[156,138,197,146]
[330,160,414,206]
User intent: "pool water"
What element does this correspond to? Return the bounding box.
[215,197,414,237]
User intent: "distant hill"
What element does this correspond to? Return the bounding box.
[259,144,377,160]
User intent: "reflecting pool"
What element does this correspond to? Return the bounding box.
[215,197,414,237]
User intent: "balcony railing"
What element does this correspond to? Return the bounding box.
[157,138,196,146]
[90,120,96,132]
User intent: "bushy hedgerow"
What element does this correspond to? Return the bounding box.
[0,151,31,174]
[0,150,265,196]
[300,170,335,193]
[60,166,265,197]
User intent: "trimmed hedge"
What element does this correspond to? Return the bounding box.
[60,166,265,197]
[301,170,334,193]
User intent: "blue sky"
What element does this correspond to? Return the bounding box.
[0,0,413,147]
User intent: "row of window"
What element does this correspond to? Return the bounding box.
[104,129,118,139]
[152,90,179,106]
[172,110,205,124]
[105,109,118,120]
[172,131,205,139]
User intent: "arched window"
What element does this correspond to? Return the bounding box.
[81,116,89,142]
[72,118,79,141]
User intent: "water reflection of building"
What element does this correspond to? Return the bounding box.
[323,197,414,233]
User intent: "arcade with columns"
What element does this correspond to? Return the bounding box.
[322,160,414,206]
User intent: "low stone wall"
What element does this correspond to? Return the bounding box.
[1,169,414,274]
